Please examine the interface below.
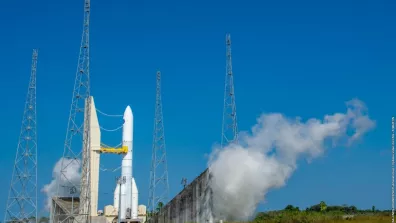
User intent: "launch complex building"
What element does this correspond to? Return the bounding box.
[50,96,220,223]
[146,169,216,223]
[51,97,147,223]
[6,0,236,221]
[50,97,218,223]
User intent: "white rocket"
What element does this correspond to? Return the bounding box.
[113,106,139,220]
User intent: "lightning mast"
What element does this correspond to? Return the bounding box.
[221,33,238,148]
[392,117,395,223]
[148,71,170,214]
[4,49,38,223]
[52,0,91,222]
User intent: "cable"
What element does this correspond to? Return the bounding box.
[100,164,122,172]
[100,125,123,132]
[97,107,123,131]
[101,142,122,148]
[96,108,123,117]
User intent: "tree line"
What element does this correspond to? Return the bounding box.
[253,201,391,223]
[282,201,389,214]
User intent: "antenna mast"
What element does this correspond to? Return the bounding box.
[4,49,38,223]
[52,0,91,222]
[392,117,395,223]
[148,71,170,214]
[221,33,238,148]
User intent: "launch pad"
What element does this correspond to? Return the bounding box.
[50,97,145,223]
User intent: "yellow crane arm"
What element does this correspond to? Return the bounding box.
[100,146,128,154]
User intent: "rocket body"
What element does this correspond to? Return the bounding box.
[131,178,138,219]
[116,106,139,220]
[114,183,120,209]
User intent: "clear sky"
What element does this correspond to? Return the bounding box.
[0,0,395,219]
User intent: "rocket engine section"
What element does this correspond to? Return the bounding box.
[114,106,139,222]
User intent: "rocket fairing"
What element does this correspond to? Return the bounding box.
[115,106,139,221]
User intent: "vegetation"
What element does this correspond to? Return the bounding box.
[146,201,389,223]
[229,201,391,223]
[146,201,165,217]
[38,217,49,223]
[252,202,389,223]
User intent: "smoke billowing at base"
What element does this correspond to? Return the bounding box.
[208,99,375,220]
[41,158,81,211]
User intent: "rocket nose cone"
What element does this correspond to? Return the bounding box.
[124,105,133,117]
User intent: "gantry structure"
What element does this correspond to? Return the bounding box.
[4,49,38,223]
[221,33,239,148]
[148,71,170,214]
[52,0,91,222]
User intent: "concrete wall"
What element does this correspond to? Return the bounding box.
[148,169,215,223]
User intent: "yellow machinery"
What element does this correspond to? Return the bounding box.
[100,144,128,155]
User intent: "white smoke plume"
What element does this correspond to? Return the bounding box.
[41,158,81,210]
[208,99,375,220]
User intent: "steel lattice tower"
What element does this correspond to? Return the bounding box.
[148,71,170,214]
[221,33,238,148]
[4,49,38,223]
[52,0,91,223]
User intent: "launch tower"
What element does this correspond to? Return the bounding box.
[148,71,170,215]
[221,33,239,148]
[4,49,38,223]
[51,0,92,222]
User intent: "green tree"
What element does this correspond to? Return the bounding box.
[284,204,300,212]
[307,204,321,212]
[372,205,376,212]
[284,205,295,211]
[320,201,327,212]
[156,202,164,213]
[349,205,357,213]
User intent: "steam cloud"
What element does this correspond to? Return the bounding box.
[208,99,375,220]
[41,158,81,210]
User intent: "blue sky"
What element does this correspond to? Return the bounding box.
[0,0,395,219]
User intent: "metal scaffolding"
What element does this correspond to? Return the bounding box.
[221,33,239,148]
[148,71,170,215]
[52,0,91,222]
[4,49,39,223]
